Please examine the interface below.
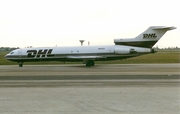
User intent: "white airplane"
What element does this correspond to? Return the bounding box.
[5,26,176,67]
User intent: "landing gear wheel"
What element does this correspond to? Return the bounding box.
[18,62,23,67]
[86,60,95,67]
[86,62,91,67]
[90,61,94,66]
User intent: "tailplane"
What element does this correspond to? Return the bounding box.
[114,26,176,48]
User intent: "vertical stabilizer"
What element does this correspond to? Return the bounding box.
[114,26,176,48]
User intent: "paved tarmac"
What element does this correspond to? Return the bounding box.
[0,63,179,78]
[0,64,179,114]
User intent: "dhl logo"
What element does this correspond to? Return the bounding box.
[143,33,157,39]
[27,49,54,58]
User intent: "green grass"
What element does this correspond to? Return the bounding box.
[0,50,179,65]
[97,51,180,64]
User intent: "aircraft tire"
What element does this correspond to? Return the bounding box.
[18,62,23,67]
[86,63,90,67]
[86,61,94,67]
[90,61,95,66]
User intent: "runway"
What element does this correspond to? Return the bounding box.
[0,64,179,114]
[0,64,180,79]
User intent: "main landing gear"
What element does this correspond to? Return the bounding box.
[18,62,23,67]
[86,60,95,67]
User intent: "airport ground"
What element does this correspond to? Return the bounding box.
[0,64,180,114]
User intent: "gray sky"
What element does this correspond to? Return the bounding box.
[0,0,179,48]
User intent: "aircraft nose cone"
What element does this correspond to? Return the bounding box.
[4,54,9,59]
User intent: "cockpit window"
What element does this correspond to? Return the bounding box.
[10,52,14,54]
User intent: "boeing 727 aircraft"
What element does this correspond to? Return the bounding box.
[5,26,176,67]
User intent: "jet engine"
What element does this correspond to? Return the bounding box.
[114,48,137,54]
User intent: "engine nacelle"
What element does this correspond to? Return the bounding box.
[115,48,137,54]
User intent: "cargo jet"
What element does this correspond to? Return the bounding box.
[4,26,176,67]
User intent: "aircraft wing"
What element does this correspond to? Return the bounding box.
[66,56,106,60]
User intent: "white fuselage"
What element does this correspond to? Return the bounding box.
[5,45,152,62]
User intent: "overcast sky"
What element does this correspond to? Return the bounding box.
[0,0,179,48]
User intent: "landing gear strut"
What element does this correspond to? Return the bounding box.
[86,60,95,67]
[18,62,23,67]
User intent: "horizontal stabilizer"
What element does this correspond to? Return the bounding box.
[152,26,176,30]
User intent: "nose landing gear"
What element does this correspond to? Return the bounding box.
[18,62,23,67]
